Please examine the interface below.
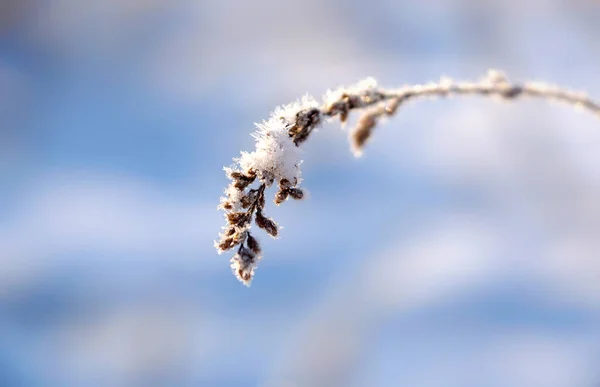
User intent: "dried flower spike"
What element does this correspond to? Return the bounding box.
[216,69,600,285]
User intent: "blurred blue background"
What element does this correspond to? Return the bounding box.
[1,0,600,386]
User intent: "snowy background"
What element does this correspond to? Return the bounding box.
[1,0,600,386]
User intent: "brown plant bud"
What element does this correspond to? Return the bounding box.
[291,108,322,145]
[240,195,253,209]
[385,97,401,115]
[240,190,258,209]
[228,170,256,190]
[279,179,292,190]
[233,177,250,190]
[215,225,240,252]
[218,199,233,210]
[215,226,246,253]
[227,212,249,225]
[274,189,289,205]
[217,237,234,251]
[229,171,244,180]
[351,111,378,156]
[255,211,278,237]
[288,188,304,200]
[233,180,247,190]
[297,108,321,127]
[246,233,261,255]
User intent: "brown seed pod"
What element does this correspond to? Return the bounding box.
[255,211,278,237]
[229,171,244,180]
[217,237,235,252]
[350,110,378,155]
[233,177,251,190]
[279,179,292,190]
[241,189,258,209]
[246,233,261,255]
[227,212,249,225]
[288,188,304,200]
[228,170,257,190]
[274,189,289,205]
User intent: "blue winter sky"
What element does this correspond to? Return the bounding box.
[1,1,600,386]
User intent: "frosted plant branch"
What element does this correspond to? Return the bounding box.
[215,69,600,286]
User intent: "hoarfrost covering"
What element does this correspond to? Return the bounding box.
[237,96,319,185]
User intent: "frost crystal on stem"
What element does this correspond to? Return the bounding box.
[216,69,600,286]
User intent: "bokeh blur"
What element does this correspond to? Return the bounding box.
[1,0,600,386]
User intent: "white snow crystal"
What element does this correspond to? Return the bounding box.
[323,77,378,107]
[237,96,319,185]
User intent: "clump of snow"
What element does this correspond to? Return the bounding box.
[323,77,378,107]
[218,180,245,211]
[237,96,319,186]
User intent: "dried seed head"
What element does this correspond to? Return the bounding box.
[226,168,257,191]
[274,189,289,205]
[216,237,235,252]
[229,171,243,180]
[297,108,321,127]
[215,227,243,253]
[233,176,253,190]
[233,180,247,190]
[255,211,278,237]
[385,97,401,115]
[240,195,253,209]
[218,71,600,286]
[227,212,249,226]
[350,111,378,156]
[288,188,304,200]
[279,179,292,190]
[218,199,233,210]
[240,189,258,209]
[291,108,322,145]
[246,233,262,255]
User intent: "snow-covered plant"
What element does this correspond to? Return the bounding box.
[216,69,600,286]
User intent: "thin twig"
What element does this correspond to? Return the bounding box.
[216,69,600,285]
